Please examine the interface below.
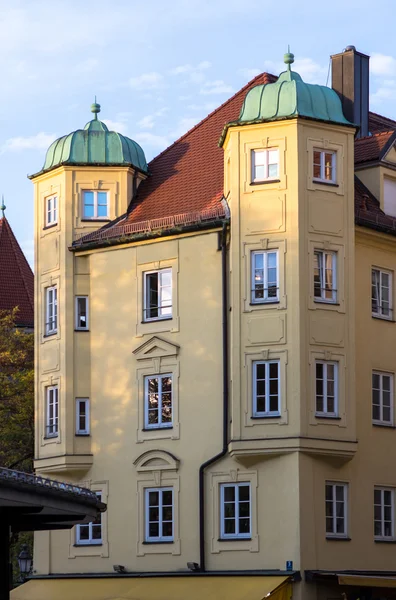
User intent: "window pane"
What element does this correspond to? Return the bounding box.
[162,522,173,537]
[97,204,108,218]
[268,163,278,178]
[224,519,235,534]
[149,522,159,537]
[254,165,265,180]
[148,491,159,506]
[224,486,235,502]
[239,518,250,533]
[238,485,249,502]
[224,503,235,518]
[162,490,173,505]
[78,525,89,540]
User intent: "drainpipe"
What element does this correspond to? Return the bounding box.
[198,221,229,571]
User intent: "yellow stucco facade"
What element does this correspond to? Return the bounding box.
[30,98,396,599]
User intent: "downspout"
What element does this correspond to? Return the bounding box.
[199,220,229,571]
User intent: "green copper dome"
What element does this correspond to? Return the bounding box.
[238,52,352,126]
[41,103,148,174]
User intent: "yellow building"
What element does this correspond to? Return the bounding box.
[16,46,396,600]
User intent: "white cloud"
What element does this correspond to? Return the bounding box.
[1,132,57,152]
[200,80,234,95]
[73,58,99,74]
[262,56,327,84]
[129,72,165,90]
[137,115,156,129]
[134,131,170,149]
[102,119,129,134]
[238,68,261,79]
[169,61,211,76]
[21,239,34,268]
[187,102,217,112]
[371,53,396,77]
[370,80,396,105]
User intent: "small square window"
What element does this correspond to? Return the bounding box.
[372,372,393,426]
[45,286,58,335]
[374,487,394,540]
[144,375,173,429]
[75,296,89,330]
[143,269,172,321]
[325,482,348,538]
[76,492,102,544]
[220,483,251,539]
[83,191,108,219]
[145,487,174,542]
[251,149,279,182]
[372,268,393,320]
[76,398,90,435]
[313,149,336,183]
[46,386,59,438]
[314,250,337,303]
[45,195,57,226]
[316,361,338,417]
[251,250,278,303]
[253,360,280,417]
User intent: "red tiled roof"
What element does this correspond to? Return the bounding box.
[355,175,396,236]
[368,111,396,134]
[355,130,395,165]
[124,72,276,225]
[0,217,34,327]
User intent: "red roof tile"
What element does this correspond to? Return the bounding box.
[355,130,395,165]
[368,111,396,134]
[0,217,34,327]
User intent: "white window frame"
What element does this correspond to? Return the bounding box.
[76,398,90,435]
[374,487,395,540]
[45,286,58,335]
[144,374,173,429]
[251,148,279,182]
[325,482,348,538]
[143,268,172,322]
[313,149,336,183]
[82,190,108,220]
[315,361,338,418]
[145,487,174,543]
[45,195,57,226]
[220,483,251,540]
[76,492,102,545]
[314,250,337,303]
[372,371,393,426]
[75,296,89,330]
[372,268,393,320]
[251,250,279,303]
[252,360,280,417]
[46,385,59,438]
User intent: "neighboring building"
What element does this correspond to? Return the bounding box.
[0,205,34,328]
[27,46,396,600]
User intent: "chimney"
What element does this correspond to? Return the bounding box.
[331,46,370,138]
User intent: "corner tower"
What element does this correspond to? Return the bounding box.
[31,104,148,476]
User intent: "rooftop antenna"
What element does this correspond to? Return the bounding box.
[0,195,6,218]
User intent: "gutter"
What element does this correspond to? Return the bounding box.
[198,221,229,572]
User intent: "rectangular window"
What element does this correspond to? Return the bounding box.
[145,488,173,542]
[45,286,58,335]
[144,375,172,429]
[76,398,90,435]
[313,149,336,183]
[46,386,59,438]
[374,488,394,540]
[143,269,172,321]
[45,195,57,226]
[251,250,278,303]
[220,483,251,539]
[75,296,89,330]
[372,372,393,425]
[253,360,280,417]
[251,148,279,182]
[372,268,392,319]
[76,492,102,544]
[314,250,337,303]
[325,482,348,537]
[316,361,338,417]
[83,190,108,219]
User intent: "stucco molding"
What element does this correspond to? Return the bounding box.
[133,336,180,361]
[134,449,180,473]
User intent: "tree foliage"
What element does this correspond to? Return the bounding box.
[0,309,34,472]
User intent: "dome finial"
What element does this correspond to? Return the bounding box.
[0,194,6,218]
[284,46,294,71]
[91,96,101,120]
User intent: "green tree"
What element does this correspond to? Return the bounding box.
[0,309,34,472]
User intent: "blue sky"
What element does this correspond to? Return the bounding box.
[1,0,396,266]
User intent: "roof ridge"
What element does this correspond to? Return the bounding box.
[146,72,276,167]
[0,216,34,318]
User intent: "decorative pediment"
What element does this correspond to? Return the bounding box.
[134,450,180,472]
[133,336,180,361]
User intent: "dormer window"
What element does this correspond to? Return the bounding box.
[313,150,336,183]
[251,149,279,182]
[83,191,108,219]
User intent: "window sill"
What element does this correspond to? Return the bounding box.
[312,179,339,187]
[76,433,91,437]
[44,332,58,338]
[142,317,173,324]
[372,422,395,428]
[74,329,90,332]
[218,537,252,542]
[372,315,395,323]
[250,301,280,306]
[80,218,111,222]
[43,223,58,231]
[315,415,341,420]
[250,179,280,186]
[44,435,59,440]
[142,426,173,432]
[326,536,351,541]
[73,543,103,547]
[143,541,174,545]
[374,539,396,544]
[314,300,339,306]
[251,414,281,420]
